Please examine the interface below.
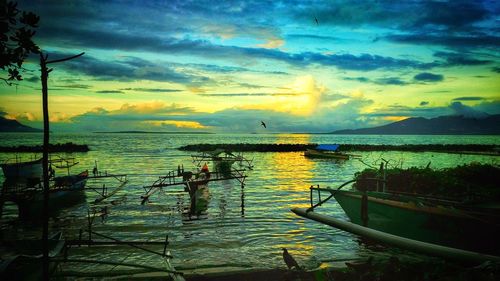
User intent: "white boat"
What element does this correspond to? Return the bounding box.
[1,158,43,179]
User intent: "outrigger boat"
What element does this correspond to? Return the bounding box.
[293,171,500,261]
[191,149,253,176]
[304,144,358,160]
[141,163,248,211]
[2,170,89,218]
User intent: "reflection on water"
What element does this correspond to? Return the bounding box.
[1,133,499,274]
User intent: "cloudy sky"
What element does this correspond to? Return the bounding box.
[1,0,499,132]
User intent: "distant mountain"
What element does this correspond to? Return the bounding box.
[331,115,500,135]
[0,116,42,132]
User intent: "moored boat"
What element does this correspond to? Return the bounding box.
[3,170,89,219]
[304,144,354,160]
[332,189,500,255]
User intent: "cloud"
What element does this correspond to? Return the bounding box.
[452,97,485,101]
[414,72,444,82]
[198,93,296,97]
[344,76,370,83]
[434,51,492,66]
[492,67,500,73]
[40,32,435,72]
[449,101,489,118]
[386,33,500,49]
[120,88,183,93]
[375,77,408,85]
[25,76,39,83]
[95,90,124,94]
[51,52,206,84]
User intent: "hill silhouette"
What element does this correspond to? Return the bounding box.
[0,116,42,132]
[331,115,500,135]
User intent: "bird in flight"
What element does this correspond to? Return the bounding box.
[314,16,319,25]
[282,248,301,270]
[261,121,266,128]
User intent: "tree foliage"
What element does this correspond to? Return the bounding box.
[1,1,39,83]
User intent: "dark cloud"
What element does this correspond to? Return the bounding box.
[38,29,434,72]
[492,67,500,73]
[49,52,206,84]
[414,1,489,29]
[420,101,429,106]
[344,77,370,83]
[286,34,342,41]
[238,83,266,89]
[95,90,124,94]
[386,33,500,49]
[414,72,444,82]
[375,77,408,85]
[452,97,485,101]
[198,93,296,97]
[25,76,39,83]
[449,101,489,118]
[434,51,492,66]
[120,88,183,93]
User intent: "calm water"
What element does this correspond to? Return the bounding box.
[1,133,499,274]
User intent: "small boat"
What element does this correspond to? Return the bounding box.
[298,176,500,257]
[332,189,500,255]
[304,144,354,160]
[4,170,89,219]
[1,158,43,179]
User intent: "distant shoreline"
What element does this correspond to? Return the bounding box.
[0,142,89,152]
[179,143,500,155]
[93,131,214,134]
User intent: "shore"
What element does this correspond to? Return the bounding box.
[0,142,89,152]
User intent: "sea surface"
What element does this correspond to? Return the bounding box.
[0,133,499,275]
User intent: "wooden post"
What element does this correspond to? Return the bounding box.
[40,51,84,281]
[40,53,51,281]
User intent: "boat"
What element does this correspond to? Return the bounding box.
[296,171,500,258]
[3,170,89,219]
[331,189,500,255]
[1,158,43,179]
[192,149,253,176]
[304,144,355,160]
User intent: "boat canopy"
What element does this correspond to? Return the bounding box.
[315,144,340,151]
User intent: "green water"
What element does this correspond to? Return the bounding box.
[0,133,498,274]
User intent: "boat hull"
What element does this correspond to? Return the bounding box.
[1,159,43,179]
[304,149,350,159]
[5,172,88,219]
[333,190,500,255]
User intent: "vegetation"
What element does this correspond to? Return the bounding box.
[354,163,500,200]
[1,1,40,84]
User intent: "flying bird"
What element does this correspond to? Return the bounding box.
[314,16,319,25]
[282,248,301,270]
[261,121,266,128]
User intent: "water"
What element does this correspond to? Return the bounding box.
[1,133,499,274]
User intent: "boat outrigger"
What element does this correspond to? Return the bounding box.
[292,164,500,262]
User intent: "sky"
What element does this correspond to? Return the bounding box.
[1,0,499,133]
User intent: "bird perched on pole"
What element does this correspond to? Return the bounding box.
[261,121,266,128]
[282,248,301,270]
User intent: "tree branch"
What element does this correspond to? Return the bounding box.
[46,52,85,64]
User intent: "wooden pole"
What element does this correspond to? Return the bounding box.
[40,52,84,281]
[40,53,50,281]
